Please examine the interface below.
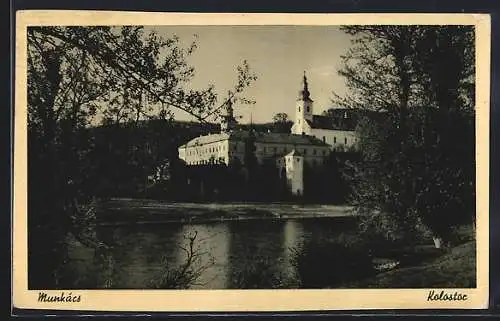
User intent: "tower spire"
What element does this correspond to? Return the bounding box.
[299,70,311,101]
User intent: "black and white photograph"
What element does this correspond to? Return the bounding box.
[13,12,490,311]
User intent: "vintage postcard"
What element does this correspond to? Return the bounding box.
[13,11,490,312]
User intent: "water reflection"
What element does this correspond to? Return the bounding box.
[226,220,287,288]
[96,224,183,288]
[65,218,354,289]
[282,219,305,281]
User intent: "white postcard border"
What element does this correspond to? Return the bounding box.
[13,11,491,311]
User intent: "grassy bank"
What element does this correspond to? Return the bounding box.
[347,241,476,288]
[344,225,476,288]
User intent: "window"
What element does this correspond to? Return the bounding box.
[334,137,337,144]
[313,149,316,155]
[298,106,301,112]
[345,137,347,145]
[323,150,326,156]
[322,136,326,142]
[306,106,310,112]
[296,158,300,163]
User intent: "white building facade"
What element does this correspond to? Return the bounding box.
[178,131,330,168]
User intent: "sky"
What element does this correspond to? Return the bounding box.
[147,25,353,124]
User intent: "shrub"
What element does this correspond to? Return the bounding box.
[148,231,215,289]
[290,235,376,288]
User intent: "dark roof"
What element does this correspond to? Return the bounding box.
[253,132,329,146]
[307,108,383,131]
[306,115,358,131]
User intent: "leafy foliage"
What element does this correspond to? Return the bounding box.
[271,113,293,133]
[334,26,475,246]
[27,26,257,288]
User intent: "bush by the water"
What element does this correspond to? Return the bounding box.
[229,256,293,289]
[290,234,376,288]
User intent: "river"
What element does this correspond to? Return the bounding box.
[64,216,361,289]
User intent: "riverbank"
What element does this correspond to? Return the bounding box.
[97,198,355,225]
[345,225,476,288]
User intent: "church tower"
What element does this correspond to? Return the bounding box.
[220,99,237,133]
[293,71,314,135]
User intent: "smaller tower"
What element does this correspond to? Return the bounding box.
[220,99,237,133]
[282,149,304,196]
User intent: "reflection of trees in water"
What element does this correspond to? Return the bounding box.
[53,201,119,289]
[224,219,373,289]
[149,225,228,289]
[93,245,116,288]
[289,232,376,288]
[63,224,177,289]
[99,224,182,288]
[61,232,116,289]
[64,218,365,289]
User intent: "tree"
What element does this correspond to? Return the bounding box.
[272,112,289,123]
[334,26,475,248]
[272,112,293,133]
[27,26,257,288]
[149,231,216,289]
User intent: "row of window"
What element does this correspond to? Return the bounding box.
[277,158,323,166]
[260,146,328,156]
[185,144,329,157]
[186,144,226,156]
[186,157,227,165]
